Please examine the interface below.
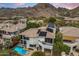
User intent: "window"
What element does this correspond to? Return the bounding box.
[21,36,29,40]
[24,41,26,44]
[45,38,52,43]
[21,40,23,44]
[24,37,29,40]
[30,44,36,47]
[63,40,72,43]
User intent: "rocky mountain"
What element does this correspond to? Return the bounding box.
[0,3,79,18]
[70,7,79,17]
[32,3,58,17]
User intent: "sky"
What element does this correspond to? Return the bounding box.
[0,3,79,9]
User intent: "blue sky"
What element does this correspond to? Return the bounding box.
[0,3,79,9]
[0,3,37,8]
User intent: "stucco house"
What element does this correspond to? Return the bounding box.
[20,25,79,54]
[60,27,79,52]
[0,18,27,39]
[19,23,56,53]
[64,17,79,24]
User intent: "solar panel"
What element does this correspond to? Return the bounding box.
[39,31,47,37]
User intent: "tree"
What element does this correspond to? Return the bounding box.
[53,32,63,56]
[11,35,21,46]
[27,22,41,29]
[53,29,70,56]
[3,38,12,49]
[62,44,70,54]
[31,51,45,56]
[48,17,56,23]
[55,19,65,26]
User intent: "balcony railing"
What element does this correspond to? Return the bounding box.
[38,40,52,46]
[38,40,52,49]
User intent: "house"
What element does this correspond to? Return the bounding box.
[60,27,79,52]
[0,18,27,39]
[64,17,79,24]
[19,23,56,52]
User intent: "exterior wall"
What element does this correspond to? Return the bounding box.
[20,37,53,50]
[76,39,79,49]
[21,39,28,47]
[38,37,53,50]
[21,37,42,48]
[38,37,45,42]
[27,38,38,48]
[53,28,56,34]
[38,40,52,49]
[27,37,45,48]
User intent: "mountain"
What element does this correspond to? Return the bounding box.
[32,3,58,17]
[57,7,70,17]
[70,7,79,17]
[0,3,79,18]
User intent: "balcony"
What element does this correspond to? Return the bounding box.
[38,40,52,49]
[63,40,78,47]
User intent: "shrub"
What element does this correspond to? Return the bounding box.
[31,51,45,56]
[48,17,56,23]
[27,22,41,29]
[62,44,70,54]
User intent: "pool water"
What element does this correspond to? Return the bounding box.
[13,46,29,55]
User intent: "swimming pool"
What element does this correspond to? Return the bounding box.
[13,46,29,55]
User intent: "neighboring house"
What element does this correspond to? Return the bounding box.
[60,27,79,52]
[0,18,27,39]
[20,23,56,52]
[64,17,79,24]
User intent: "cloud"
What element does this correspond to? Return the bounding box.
[52,3,79,9]
[15,3,25,6]
[14,3,26,7]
